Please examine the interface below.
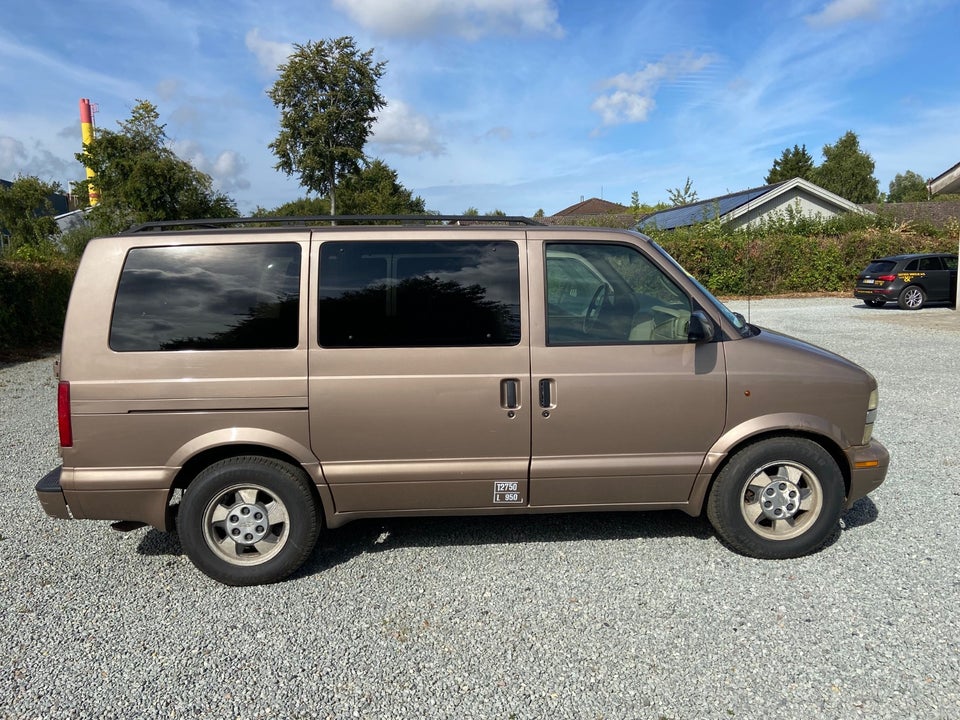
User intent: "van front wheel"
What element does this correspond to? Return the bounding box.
[706,438,844,559]
[178,456,320,585]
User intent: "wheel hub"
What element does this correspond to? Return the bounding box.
[758,479,801,521]
[223,501,270,546]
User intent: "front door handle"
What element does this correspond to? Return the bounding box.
[500,379,519,409]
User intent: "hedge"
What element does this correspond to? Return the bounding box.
[655,227,958,297]
[0,260,77,353]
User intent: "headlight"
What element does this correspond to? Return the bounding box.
[863,388,878,444]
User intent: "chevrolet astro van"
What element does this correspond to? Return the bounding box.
[36,216,889,585]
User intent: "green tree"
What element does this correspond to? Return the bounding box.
[0,175,63,257]
[629,189,669,217]
[765,144,815,184]
[267,37,386,215]
[462,207,480,216]
[810,131,879,203]
[887,170,928,203]
[257,161,424,217]
[336,160,425,214]
[254,197,331,217]
[667,177,698,206]
[75,100,236,236]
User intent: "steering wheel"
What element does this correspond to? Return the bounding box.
[583,283,610,333]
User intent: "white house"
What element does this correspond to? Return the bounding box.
[637,177,870,232]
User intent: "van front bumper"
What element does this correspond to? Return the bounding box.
[845,439,889,508]
[36,467,72,519]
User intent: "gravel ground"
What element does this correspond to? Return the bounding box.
[2,297,958,720]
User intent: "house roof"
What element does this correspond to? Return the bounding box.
[637,183,785,230]
[553,197,627,216]
[927,161,960,196]
[637,177,868,230]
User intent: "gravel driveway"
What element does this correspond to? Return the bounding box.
[2,298,958,719]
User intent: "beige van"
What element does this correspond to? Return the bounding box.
[36,216,888,585]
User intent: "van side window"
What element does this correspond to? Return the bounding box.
[110,243,301,352]
[318,241,521,347]
[546,243,691,345]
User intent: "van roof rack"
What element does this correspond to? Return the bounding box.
[126,214,544,233]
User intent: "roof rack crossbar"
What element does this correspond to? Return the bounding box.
[126,215,544,233]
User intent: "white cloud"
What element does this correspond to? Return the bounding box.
[592,53,716,127]
[371,100,446,157]
[245,28,292,74]
[482,127,513,142]
[332,0,563,39]
[805,0,883,27]
[591,92,657,126]
[173,140,251,191]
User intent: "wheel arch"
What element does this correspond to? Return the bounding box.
[163,436,330,532]
[688,427,851,517]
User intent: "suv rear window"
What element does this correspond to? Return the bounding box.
[110,243,301,352]
[865,260,896,274]
[318,241,521,347]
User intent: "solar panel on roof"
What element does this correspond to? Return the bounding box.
[637,182,785,231]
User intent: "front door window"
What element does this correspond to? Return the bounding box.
[546,243,692,345]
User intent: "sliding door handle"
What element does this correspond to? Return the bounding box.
[538,378,556,408]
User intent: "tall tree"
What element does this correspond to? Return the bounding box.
[267,37,386,215]
[765,144,815,184]
[810,131,879,203]
[667,177,698,206]
[76,100,236,236]
[0,175,62,256]
[887,170,928,203]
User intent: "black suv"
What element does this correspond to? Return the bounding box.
[855,252,958,309]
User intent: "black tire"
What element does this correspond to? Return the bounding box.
[178,456,321,585]
[897,285,925,310]
[864,298,885,308]
[706,437,844,559]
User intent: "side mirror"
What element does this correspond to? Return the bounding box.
[688,310,716,344]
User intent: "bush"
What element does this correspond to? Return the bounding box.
[0,259,77,353]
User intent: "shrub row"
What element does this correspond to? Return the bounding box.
[0,260,77,353]
[655,227,958,296]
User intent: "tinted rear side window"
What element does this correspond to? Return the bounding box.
[865,260,896,273]
[318,241,521,347]
[110,243,301,352]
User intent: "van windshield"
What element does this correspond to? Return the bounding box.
[650,241,752,338]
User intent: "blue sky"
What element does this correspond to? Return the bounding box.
[1,0,958,215]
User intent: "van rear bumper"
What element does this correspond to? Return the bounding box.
[845,439,889,508]
[36,467,72,519]
[36,466,172,530]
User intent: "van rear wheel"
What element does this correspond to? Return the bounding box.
[706,438,844,559]
[178,456,320,585]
